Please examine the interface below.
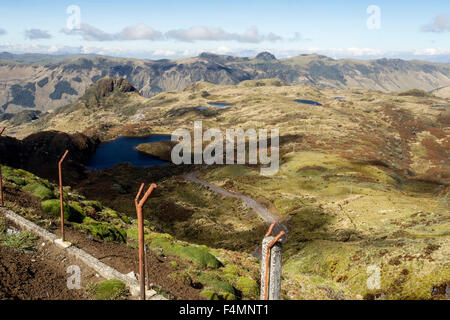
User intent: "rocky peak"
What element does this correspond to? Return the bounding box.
[81,77,140,106]
[198,52,220,60]
[255,52,277,61]
[96,77,138,96]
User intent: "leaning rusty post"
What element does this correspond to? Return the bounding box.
[261,222,285,300]
[58,150,69,241]
[135,182,157,300]
[0,127,5,206]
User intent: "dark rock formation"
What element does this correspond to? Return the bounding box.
[255,52,277,61]
[0,131,99,183]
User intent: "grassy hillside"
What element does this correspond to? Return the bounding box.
[2,78,449,299]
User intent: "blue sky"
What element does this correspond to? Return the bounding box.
[0,0,449,61]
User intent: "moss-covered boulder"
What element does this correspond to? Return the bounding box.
[198,273,236,299]
[200,290,220,300]
[81,200,103,212]
[167,270,192,286]
[136,140,177,161]
[8,176,27,186]
[2,166,26,186]
[88,279,128,300]
[179,246,221,269]
[235,277,259,299]
[78,222,127,243]
[41,199,85,223]
[69,202,84,216]
[23,183,55,200]
[120,214,131,224]
[150,236,221,269]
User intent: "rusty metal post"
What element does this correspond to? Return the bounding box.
[135,183,157,300]
[58,150,69,241]
[0,127,5,206]
[261,222,285,300]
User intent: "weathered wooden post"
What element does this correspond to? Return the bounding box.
[135,183,157,300]
[0,127,5,207]
[261,222,285,300]
[58,150,69,242]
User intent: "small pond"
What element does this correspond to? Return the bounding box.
[431,105,449,109]
[209,102,231,108]
[293,99,323,106]
[86,134,171,170]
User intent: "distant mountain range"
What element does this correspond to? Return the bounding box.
[1,51,450,113]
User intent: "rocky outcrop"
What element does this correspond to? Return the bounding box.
[80,77,140,107]
[0,131,99,183]
[0,110,42,126]
[255,52,277,61]
[136,140,177,162]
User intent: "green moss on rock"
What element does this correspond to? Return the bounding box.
[103,208,118,218]
[235,277,259,298]
[198,273,236,297]
[41,199,85,223]
[81,200,103,212]
[167,271,192,285]
[120,214,131,224]
[200,290,220,300]
[78,222,127,243]
[8,176,26,186]
[150,237,221,269]
[23,183,55,200]
[89,279,128,300]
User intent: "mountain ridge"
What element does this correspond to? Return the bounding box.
[1,51,450,113]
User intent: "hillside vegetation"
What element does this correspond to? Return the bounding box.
[1,77,449,300]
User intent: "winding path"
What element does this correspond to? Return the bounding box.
[184,171,288,240]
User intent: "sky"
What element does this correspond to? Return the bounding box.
[0,0,449,61]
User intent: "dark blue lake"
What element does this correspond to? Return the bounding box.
[431,105,449,108]
[86,135,171,170]
[209,102,230,108]
[198,106,208,110]
[294,99,323,106]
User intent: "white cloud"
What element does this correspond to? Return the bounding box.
[421,15,450,33]
[1,43,449,62]
[60,23,286,44]
[61,23,113,41]
[288,32,312,42]
[152,49,176,57]
[213,46,233,54]
[116,24,163,40]
[25,29,52,40]
[166,26,282,43]
[61,23,162,41]
[413,48,450,56]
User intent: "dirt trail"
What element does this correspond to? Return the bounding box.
[185,171,288,240]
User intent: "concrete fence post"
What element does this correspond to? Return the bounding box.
[260,234,283,300]
[0,127,5,207]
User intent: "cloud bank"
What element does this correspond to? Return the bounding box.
[166,26,282,43]
[421,15,450,33]
[61,24,283,43]
[2,43,450,63]
[25,29,52,40]
[61,23,162,41]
